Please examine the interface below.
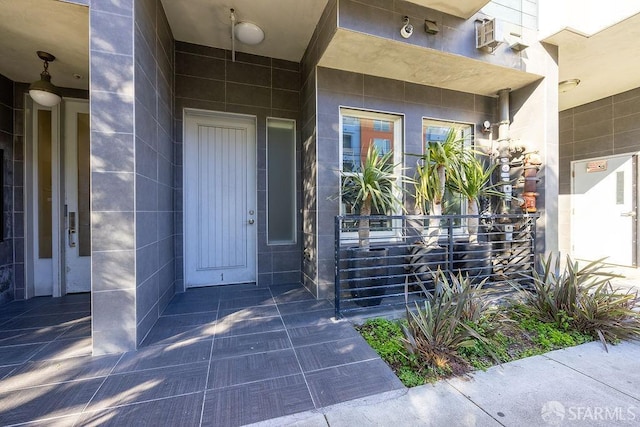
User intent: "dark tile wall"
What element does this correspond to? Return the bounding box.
[300,0,338,297]
[0,73,14,305]
[559,87,640,195]
[173,42,302,288]
[310,67,496,298]
[134,0,176,345]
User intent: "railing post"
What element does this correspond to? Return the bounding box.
[334,215,341,319]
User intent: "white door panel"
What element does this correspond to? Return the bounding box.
[64,100,91,292]
[184,111,257,286]
[572,154,636,266]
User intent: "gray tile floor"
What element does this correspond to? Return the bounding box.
[0,284,404,426]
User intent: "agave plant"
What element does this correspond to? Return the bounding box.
[341,145,403,249]
[512,253,640,350]
[402,269,500,372]
[447,153,502,243]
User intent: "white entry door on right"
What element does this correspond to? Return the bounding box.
[572,154,637,266]
[183,110,257,287]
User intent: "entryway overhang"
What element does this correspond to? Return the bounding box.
[405,0,491,19]
[318,28,543,97]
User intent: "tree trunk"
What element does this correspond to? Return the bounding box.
[468,199,479,244]
[358,196,372,249]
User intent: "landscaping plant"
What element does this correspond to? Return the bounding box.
[512,253,640,350]
[401,270,500,375]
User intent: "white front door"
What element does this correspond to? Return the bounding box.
[29,99,90,296]
[184,110,257,287]
[572,154,637,266]
[63,100,91,292]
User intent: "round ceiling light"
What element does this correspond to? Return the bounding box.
[234,22,264,45]
[558,79,580,93]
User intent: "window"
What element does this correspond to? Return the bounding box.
[267,118,296,244]
[423,119,473,227]
[340,109,403,235]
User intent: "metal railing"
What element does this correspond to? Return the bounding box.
[334,213,539,318]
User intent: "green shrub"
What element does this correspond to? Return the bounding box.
[401,270,500,375]
[512,254,640,350]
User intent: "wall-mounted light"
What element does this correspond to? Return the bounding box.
[400,16,413,39]
[559,79,580,93]
[29,51,62,107]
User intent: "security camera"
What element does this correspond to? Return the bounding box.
[400,17,413,39]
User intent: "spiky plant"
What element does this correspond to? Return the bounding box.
[402,269,500,373]
[448,153,502,243]
[341,145,403,249]
[512,254,640,350]
[412,130,463,244]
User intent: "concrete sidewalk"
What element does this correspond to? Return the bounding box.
[252,340,640,426]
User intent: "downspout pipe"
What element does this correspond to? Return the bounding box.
[497,88,511,216]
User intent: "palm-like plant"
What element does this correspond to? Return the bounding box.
[341,145,403,249]
[448,153,502,243]
[413,130,463,244]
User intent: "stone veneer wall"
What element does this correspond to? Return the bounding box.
[173,42,302,288]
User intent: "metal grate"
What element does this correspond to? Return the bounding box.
[334,213,539,318]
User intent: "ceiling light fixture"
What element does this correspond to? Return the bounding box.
[29,51,62,107]
[559,78,580,93]
[234,21,264,45]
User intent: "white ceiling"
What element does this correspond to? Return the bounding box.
[160,0,329,62]
[406,0,490,19]
[0,0,88,89]
[544,12,640,110]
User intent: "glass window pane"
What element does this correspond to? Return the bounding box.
[340,112,400,233]
[77,113,91,256]
[38,110,52,259]
[267,119,296,244]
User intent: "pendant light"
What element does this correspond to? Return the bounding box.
[29,51,62,107]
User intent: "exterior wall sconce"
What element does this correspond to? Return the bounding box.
[29,51,62,107]
[424,19,439,35]
[400,16,413,38]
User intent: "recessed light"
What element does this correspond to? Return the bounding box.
[73,73,83,79]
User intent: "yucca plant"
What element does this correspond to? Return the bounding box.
[447,153,502,243]
[412,129,463,245]
[512,253,640,350]
[402,269,500,373]
[341,145,403,249]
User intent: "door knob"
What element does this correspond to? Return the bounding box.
[248,219,255,224]
[621,211,636,217]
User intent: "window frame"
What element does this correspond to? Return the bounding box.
[339,108,404,243]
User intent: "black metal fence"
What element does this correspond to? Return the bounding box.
[334,213,539,318]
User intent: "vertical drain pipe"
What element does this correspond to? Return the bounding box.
[497,88,512,217]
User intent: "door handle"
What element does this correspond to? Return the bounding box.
[68,212,77,247]
[248,219,255,225]
[621,211,637,217]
